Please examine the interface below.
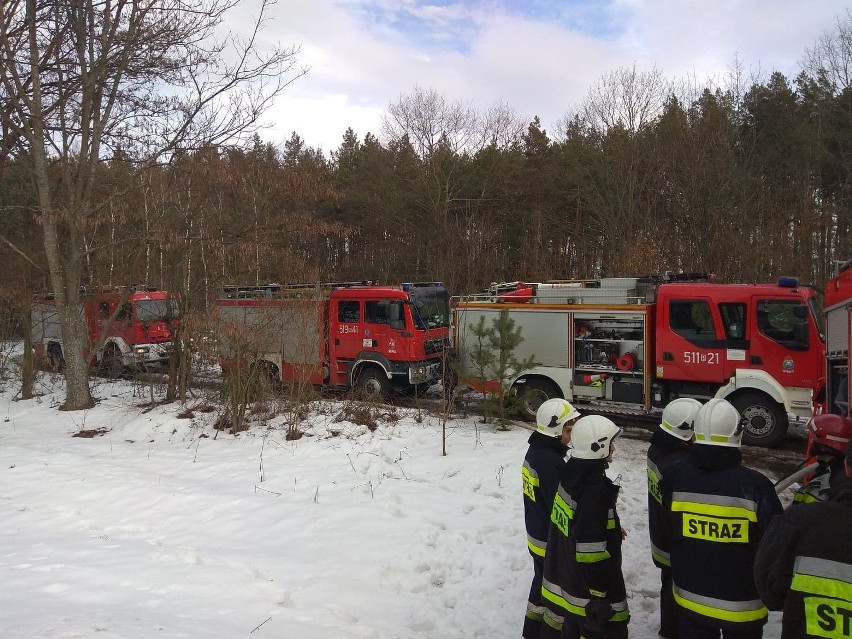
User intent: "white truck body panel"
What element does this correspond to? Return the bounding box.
[825,301,851,359]
[31,301,84,345]
[453,305,570,378]
[216,301,322,367]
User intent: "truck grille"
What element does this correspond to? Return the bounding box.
[425,337,448,355]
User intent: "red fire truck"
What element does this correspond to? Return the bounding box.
[215,281,450,397]
[32,287,179,375]
[771,261,852,491]
[822,260,852,418]
[453,275,825,447]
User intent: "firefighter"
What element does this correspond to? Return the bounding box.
[754,440,852,638]
[647,397,702,639]
[522,398,581,639]
[540,415,628,639]
[791,414,851,505]
[660,398,783,639]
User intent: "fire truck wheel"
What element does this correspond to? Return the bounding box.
[99,346,124,379]
[515,378,562,422]
[46,342,64,372]
[732,393,789,448]
[357,368,391,400]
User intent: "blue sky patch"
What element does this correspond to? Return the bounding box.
[346,0,624,56]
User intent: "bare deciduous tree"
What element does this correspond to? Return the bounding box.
[577,63,669,134]
[803,9,852,92]
[382,86,525,158]
[0,0,306,409]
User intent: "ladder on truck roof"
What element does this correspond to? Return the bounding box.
[219,281,381,300]
[461,273,711,306]
[219,281,444,300]
[33,284,164,301]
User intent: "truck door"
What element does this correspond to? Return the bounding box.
[87,299,115,350]
[328,299,362,383]
[364,299,408,361]
[749,298,821,390]
[657,297,729,384]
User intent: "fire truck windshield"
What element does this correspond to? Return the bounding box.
[410,290,450,330]
[136,299,180,323]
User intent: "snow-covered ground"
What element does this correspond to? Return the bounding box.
[0,371,794,638]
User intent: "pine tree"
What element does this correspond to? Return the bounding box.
[463,311,538,428]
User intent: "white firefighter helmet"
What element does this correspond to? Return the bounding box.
[570,415,622,459]
[693,398,744,448]
[536,398,581,437]
[660,398,702,441]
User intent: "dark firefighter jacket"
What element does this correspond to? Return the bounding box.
[754,482,852,639]
[647,428,690,569]
[793,458,849,505]
[659,444,783,630]
[540,457,629,631]
[522,431,568,559]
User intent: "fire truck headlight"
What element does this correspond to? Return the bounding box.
[135,347,149,355]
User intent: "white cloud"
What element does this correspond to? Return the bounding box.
[261,93,386,153]
[252,0,849,152]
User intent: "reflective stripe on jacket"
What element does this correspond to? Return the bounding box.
[647,429,690,569]
[792,460,847,506]
[660,444,782,630]
[522,432,567,558]
[540,457,629,631]
[755,484,852,638]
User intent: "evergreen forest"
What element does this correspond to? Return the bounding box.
[2,14,851,310]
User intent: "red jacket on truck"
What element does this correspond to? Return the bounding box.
[215,281,450,396]
[453,275,825,447]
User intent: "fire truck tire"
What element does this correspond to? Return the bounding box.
[731,393,789,448]
[99,346,124,379]
[357,368,391,399]
[46,342,64,372]
[252,361,280,388]
[515,378,562,422]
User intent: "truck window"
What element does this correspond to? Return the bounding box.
[117,303,132,321]
[365,300,405,329]
[670,300,714,337]
[718,303,746,339]
[409,291,450,330]
[137,299,180,322]
[338,301,360,323]
[99,302,110,318]
[757,300,809,349]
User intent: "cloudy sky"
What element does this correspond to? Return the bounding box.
[254,1,849,153]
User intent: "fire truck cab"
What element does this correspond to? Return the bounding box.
[216,281,450,396]
[453,275,824,447]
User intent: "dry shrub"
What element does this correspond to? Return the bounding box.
[73,427,109,438]
[336,403,379,431]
